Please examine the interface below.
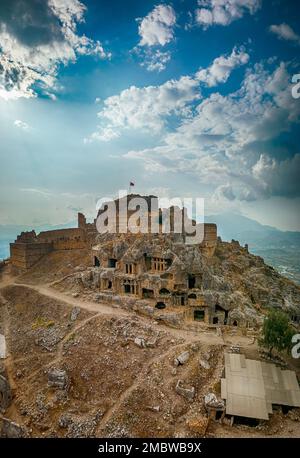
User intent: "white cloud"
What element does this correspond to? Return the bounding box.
[195,0,261,29]
[93,75,201,136]
[14,119,29,130]
[84,126,120,143]
[252,153,300,198]
[0,0,111,100]
[137,4,176,47]
[166,62,299,155]
[212,183,259,202]
[122,61,300,201]
[45,92,57,101]
[139,49,171,72]
[269,23,300,46]
[20,187,53,197]
[89,47,249,141]
[196,46,249,86]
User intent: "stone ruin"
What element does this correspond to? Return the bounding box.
[9,193,300,329]
[9,212,97,270]
[86,194,227,326]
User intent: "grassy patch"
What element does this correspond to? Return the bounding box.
[32,316,55,329]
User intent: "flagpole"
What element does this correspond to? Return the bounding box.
[129,180,134,195]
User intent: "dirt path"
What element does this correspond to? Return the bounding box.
[2,279,223,346]
[0,270,260,373]
[0,263,252,349]
[10,282,130,316]
[0,274,226,347]
[0,266,264,438]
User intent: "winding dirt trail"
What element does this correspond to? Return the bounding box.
[0,264,261,437]
[0,266,225,347]
[16,282,224,344]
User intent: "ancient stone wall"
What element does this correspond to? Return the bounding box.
[15,230,36,242]
[10,241,53,269]
[10,218,91,269]
[37,228,87,250]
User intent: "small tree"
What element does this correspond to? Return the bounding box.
[260,309,294,357]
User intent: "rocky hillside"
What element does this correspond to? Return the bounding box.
[54,233,300,328]
[206,239,300,324]
[1,246,299,438]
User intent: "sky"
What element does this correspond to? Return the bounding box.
[0,0,300,230]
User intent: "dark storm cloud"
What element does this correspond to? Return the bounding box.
[0,0,64,47]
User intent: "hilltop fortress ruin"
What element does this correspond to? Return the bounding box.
[9,194,300,329]
[3,194,300,437]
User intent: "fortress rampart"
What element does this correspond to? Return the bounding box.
[10,195,218,270]
[10,215,93,270]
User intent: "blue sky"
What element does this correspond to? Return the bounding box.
[0,0,300,230]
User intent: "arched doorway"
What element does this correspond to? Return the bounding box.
[232,320,238,326]
[213,317,219,324]
[155,302,166,310]
[94,256,100,267]
[159,288,170,295]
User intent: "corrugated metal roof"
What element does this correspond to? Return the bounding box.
[221,353,300,420]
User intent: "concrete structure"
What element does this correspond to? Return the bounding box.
[221,353,300,420]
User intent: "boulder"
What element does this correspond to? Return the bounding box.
[0,375,12,411]
[174,351,190,366]
[0,418,27,438]
[70,306,81,321]
[48,369,68,390]
[81,271,92,288]
[175,380,195,401]
[199,359,210,370]
[204,392,225,410]
[147,405,160,412]
[134,337,146,348]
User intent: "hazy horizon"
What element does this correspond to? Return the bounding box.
[1,0,300,231]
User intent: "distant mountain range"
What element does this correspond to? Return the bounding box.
[1,213,299,284]
[206,213,300,284]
